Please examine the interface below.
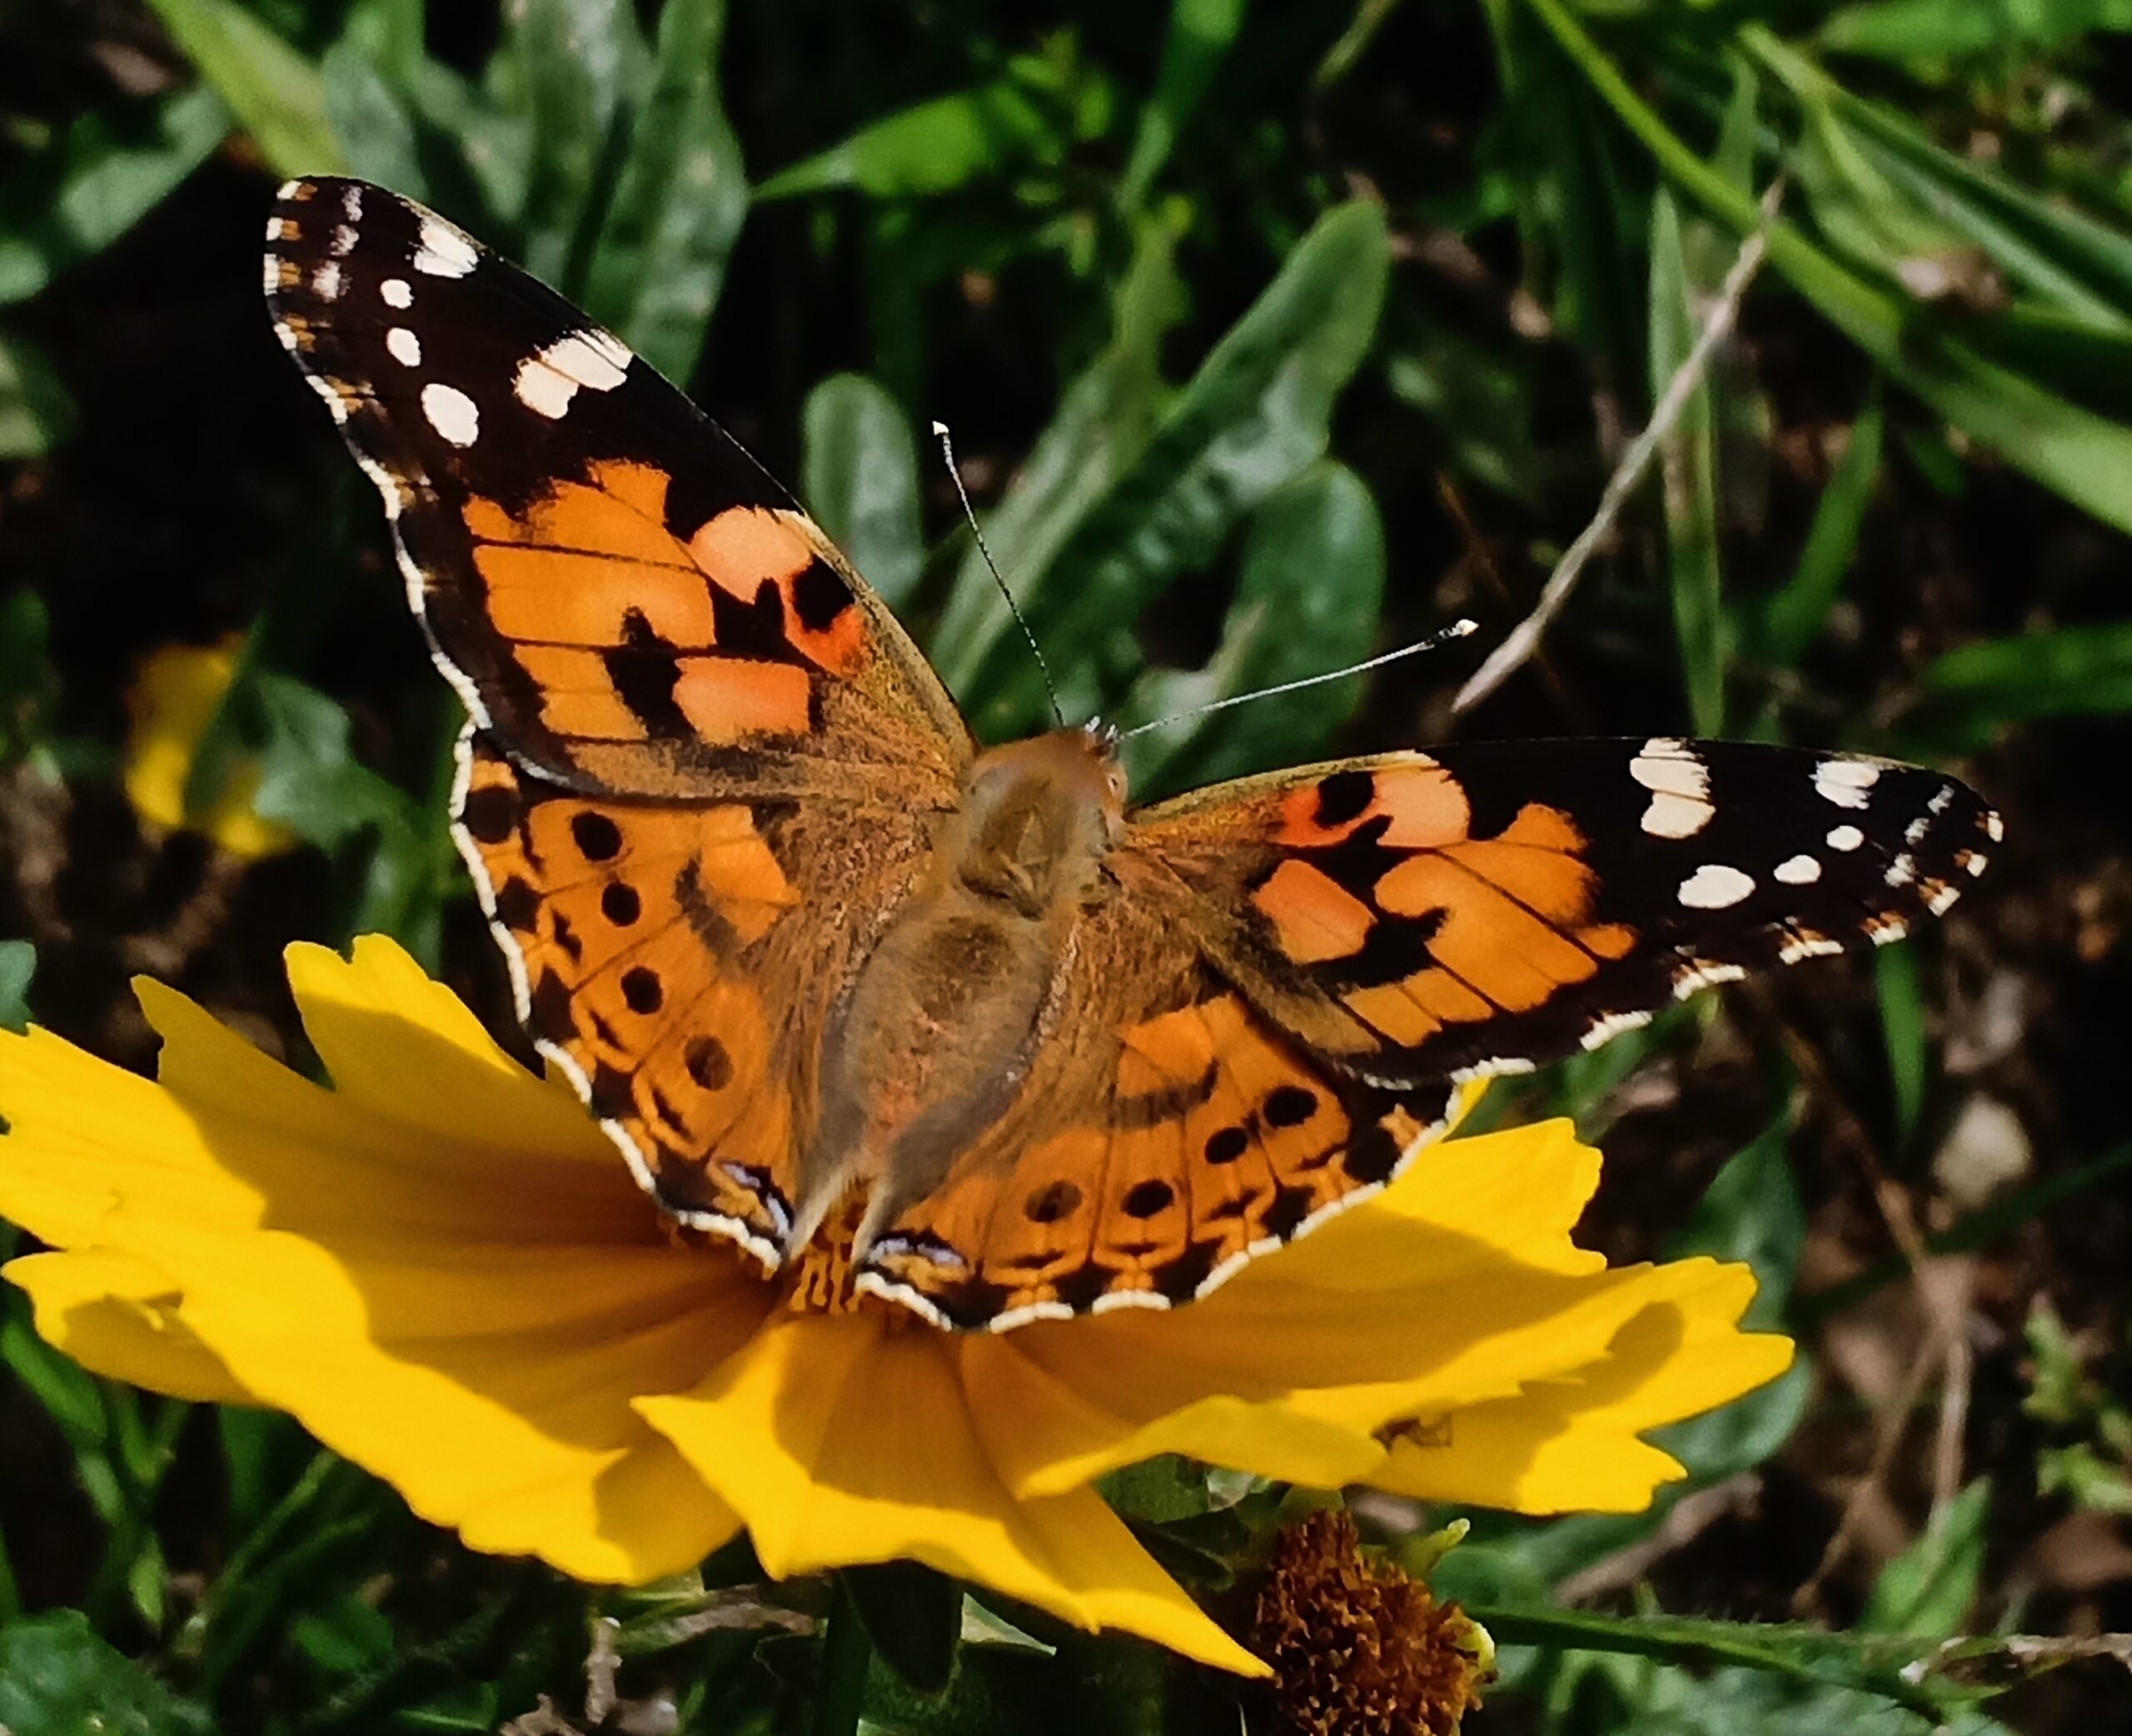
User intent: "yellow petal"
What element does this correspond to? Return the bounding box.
[1,939,763,1583]
[639,1314,1268,1676]
[284,938,610,1162]
[124,642,297,859]
[6,1248,251,1405]
[964,1329,1385,1500]
[1367,1262,1795,1512]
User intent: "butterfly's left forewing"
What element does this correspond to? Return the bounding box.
[263,177,969,803]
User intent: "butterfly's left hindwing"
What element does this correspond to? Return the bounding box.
[1129,738,2000,1087]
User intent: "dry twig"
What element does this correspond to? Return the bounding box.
[1453,179,1785,715]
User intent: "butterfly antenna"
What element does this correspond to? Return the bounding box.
[933,420,1065,729]
[1115,619,1479,741]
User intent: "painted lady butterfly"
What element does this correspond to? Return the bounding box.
[264,179,2000,1331]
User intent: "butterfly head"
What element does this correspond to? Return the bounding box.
[954,727,1126,919]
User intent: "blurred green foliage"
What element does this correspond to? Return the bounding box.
[2,0,2130,1730]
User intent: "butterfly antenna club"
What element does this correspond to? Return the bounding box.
[1117,618,1478,741]
[934,420,1065,729]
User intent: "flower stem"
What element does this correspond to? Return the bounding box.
[812,1575,874,1736]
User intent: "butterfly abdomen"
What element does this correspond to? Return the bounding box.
[793,729,1129,1257]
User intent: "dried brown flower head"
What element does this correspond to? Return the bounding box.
[1253,1508,1493,1735]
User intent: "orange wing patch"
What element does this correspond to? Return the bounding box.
[855,888,1458,1331]
[455,731,804,1260]
[1130,757,1646,1078]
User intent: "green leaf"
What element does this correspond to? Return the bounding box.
[1821,0,2132,63]
[1671,1107,1805,1321]
[1903,620,2132,752]
[756,69,1072,201]
[1752,388,1883,667]
[0,330,72,460]
[0,86,228,306]
[1122,459,1385,793]
[0,940,32,1034]
[0,1612,213,1736]
[1466,1603,1983,1721]
[0,588,54,764]
[1876,940,1925,1147]
[579,0,747,383]
[292,1596,396,1678]
[1118,0,1248,211]
[969,201,1392,737]
[1649,187,1726,733]
[1098,1456,1215,1525]
[320,39,427,197]
[803,375,924,610]
[140,0,344,177]
[1860,1479,1990,1641]
[930,212,1182,703]
[845,1563,961,1698]
[503,0,652,289]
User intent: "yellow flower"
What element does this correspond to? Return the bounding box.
[0,938,1791,1676]
[124,641,296,859]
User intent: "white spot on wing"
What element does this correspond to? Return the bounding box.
[312,261,341,301]
[266,216,285,241]
[1672,960,1748,997]
[1869,915,1910,947]
[386,326,421,367]
[514,358,577,420]
[1826,823,1865,852]
[341,183,363,221]
[1678,863,1756,909]
[1815,759,1880,808]
[331,223,358,256]
[1581,1009,1653,1050]
[1985,812,2004,843]
[512,331,633,420]
[1629,737,1714,838]
[421,381,479,447]
[1779,932,1845,963]
[413,216,479,277]
[1885,853,1915,888]
[1774,853,1821,885]
[1926,882,1962,915]
[1928,784,1955,813]
[1905,815,1931,844]
[380,277,413,309]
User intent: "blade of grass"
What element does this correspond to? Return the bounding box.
[1466,1604,1961,1719]
[1754,386,1883,665]
[1876,939,1926,1148]
[1650,188,1726,732]
[802,375,924,610]
[1520,0,2132,540]
[1118,0,1248,211]
[141,0,345,177]
[580,0,747,384]
[1457,181,1778,714]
